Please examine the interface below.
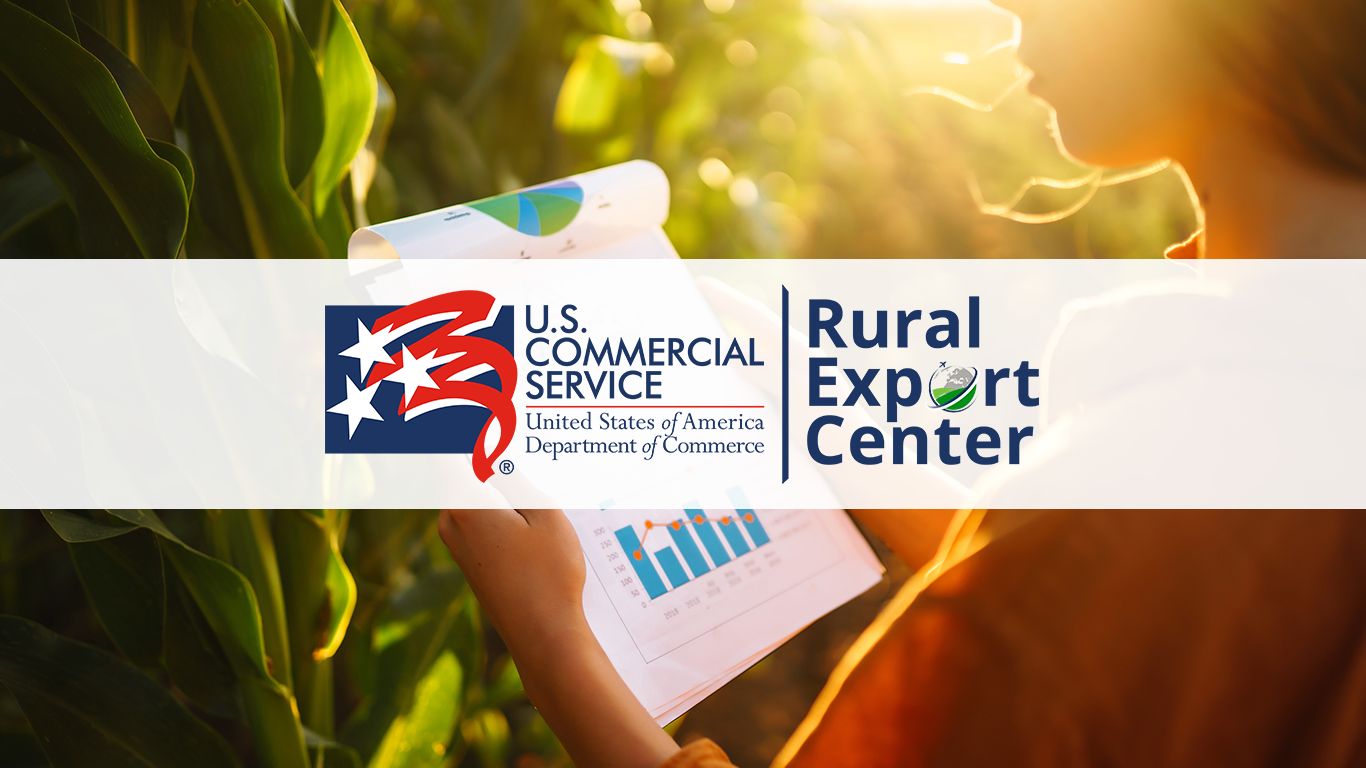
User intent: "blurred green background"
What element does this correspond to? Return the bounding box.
[1,0,1200,260]
[356,0,1199,260]
[1,511,575,768]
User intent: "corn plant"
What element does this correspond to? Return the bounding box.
[0,511,562,768]
[0,0,388,257]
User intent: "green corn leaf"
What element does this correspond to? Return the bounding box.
[0,614,241,768]
[126,0,196,115]
[240,0,307,195]
[284,11,325,190]
[181,75,252,256]
[74,16,175,143]
[275,511,357,733]
[0,36,152,261]
[72,20,194,233]
[318,519,357,662]
[304,728,364,768]
[187,0,325,258]
[294,0,330,53]
[461,708,510,768]
[0,0,188,257]
[554,37,621,135]
[0,160,63,242]
[273,508,355,658]
[315,185,352,258]
[83,511,312,768]
[244,0,292,90]
[0,76,58,152]
[9,0,75,39]
[68,526,166,668]
[101,509,179,538]
[40,511,300,730]
[163,558,241,718]
[340,568,467,763]
[160,539,279,681]
[204,510,293,687]
[41,509,138,542]
[350,70,393,228]
[150,137,194,200]
[313,0,375,217]
[28,143,142,255]
[274,511,332,730]
[159,532,312,768]
[225,670,310,768]
[368,651,463,768]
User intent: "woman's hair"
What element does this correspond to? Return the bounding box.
[1190,0,1366,178]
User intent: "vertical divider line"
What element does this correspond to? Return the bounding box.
[782,286,790,483]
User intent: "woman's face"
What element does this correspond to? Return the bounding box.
[993,0,1234,169]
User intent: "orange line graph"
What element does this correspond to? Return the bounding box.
[630,514,756,560]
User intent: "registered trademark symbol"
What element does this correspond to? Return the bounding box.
[498,460,515,475]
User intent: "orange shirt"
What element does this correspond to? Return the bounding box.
[663,510,1366,768]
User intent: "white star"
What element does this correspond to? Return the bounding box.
[386,345,455,407]
[327,376,384,438]
[338,319,394,381]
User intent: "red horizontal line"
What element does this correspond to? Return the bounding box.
[523,405,765,409]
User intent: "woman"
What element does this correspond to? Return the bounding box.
[440,0,1366,766]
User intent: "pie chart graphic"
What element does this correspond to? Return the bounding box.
[467,180,585,236]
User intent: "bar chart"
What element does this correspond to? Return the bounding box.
[576,503,862,663]
[613,489,771,600]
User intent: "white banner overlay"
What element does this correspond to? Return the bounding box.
[1,258,1361,509]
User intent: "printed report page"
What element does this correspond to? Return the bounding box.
[568,508,883,722]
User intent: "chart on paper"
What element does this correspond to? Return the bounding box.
[572,495,846,661]
[613,491,771,601]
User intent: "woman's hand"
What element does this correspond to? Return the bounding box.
[439,508,680,768]
[438,508,588,655]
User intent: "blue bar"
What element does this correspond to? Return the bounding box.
[741,512,770,547]
[726,487,771,547]
[667,521,711,577]
[654,547,690,589]
[614,525,667,599]
[685,505,731,566]
[719,516,751,556]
